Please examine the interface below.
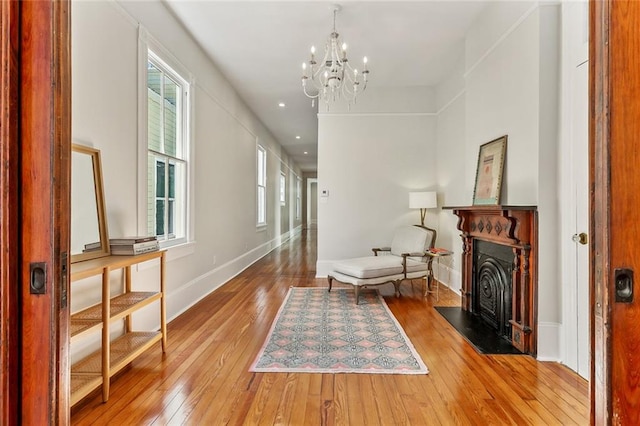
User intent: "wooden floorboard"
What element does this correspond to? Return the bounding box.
[71,230,589,425]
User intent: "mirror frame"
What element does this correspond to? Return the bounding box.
[71,143,110,263]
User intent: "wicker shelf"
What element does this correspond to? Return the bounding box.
[70,319,101,340]
[70,332,161,405]
[69,251,167,407]
[71,331,161,374]
[70,292,160,340]
[70,374,102,407]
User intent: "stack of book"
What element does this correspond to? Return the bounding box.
[109,236,159,256]
[83,241,102,253]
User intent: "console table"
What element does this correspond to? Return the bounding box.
[69,250,167,405]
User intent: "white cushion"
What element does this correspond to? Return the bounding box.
[332,256,430,280]
[405,258,430,273]
[390,226,429,258]
[333,256,404,279]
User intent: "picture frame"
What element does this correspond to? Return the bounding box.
[472,135,507,205]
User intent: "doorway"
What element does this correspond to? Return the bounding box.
[306,178,317,230]
[560,0,590,380]
[571,59,590,379]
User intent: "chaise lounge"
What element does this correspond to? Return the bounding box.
[327,225,437,304]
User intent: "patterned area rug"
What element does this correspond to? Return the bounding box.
[250,287,428,374]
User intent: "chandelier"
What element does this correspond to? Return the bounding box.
[301,4,369,107]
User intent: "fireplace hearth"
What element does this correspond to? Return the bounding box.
[446,205,538,356]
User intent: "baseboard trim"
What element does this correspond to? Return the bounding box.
[166,227,302,323]
[536,322,561,362]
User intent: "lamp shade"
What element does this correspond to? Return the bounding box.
[409,191,437,209]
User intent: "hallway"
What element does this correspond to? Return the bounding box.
[71,230,588,425]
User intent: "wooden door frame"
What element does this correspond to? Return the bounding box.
[590,0,610,422]
[0,0,71,423]
[588,0,640,423]
[0,1,21,422]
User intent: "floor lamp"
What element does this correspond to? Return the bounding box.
[409,191,437,226]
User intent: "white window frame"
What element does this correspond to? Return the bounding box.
[280,172,286,206]
[257,144,267,227]
[138,28,195,252]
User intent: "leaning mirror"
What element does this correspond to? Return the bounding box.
[71,144,110,263]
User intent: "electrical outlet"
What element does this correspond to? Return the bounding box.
[213,255,217,265]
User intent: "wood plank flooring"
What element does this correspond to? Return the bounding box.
[71,230,589,425]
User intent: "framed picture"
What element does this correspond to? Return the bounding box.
[473,135,507,205]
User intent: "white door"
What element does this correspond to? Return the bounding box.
[572,60,590,379]
[561,0,590,380]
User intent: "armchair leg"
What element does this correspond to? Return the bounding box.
[393,280,401,297]
[327,276,333,292]
[354,286,360,305]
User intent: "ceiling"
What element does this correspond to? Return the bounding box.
[164,1,489,172]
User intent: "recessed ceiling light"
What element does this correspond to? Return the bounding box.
[304,151,308,155]
[295,136,301,139]
[278,102,286,107]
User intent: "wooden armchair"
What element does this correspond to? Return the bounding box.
[327,225,437,304]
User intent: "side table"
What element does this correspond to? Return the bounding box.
[424,249,453,301]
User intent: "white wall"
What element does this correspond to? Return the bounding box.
[434,57,467,293]
[71,0,302,360]
[316,87,438,276]
[435,2,563,360]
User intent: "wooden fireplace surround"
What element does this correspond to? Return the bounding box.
[447,205,538,356]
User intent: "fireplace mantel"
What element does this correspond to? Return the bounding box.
[444,205,538,355]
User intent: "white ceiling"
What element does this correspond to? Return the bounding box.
[164,1,489,172]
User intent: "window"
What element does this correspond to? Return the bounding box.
[296,177,302,220]
[257,145,267,226]
[280,172,286,206]
[146,50,190,244]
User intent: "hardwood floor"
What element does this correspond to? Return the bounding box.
[71,230,589,425]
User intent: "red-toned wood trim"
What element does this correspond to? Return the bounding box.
[20,0,71,423]
[597,0,640,423]
[20,1,55,422]
[590,0,611,423]
[0,1,20,424]
[53,0,72,422]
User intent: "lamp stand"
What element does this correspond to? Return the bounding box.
[419,208,426,226]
